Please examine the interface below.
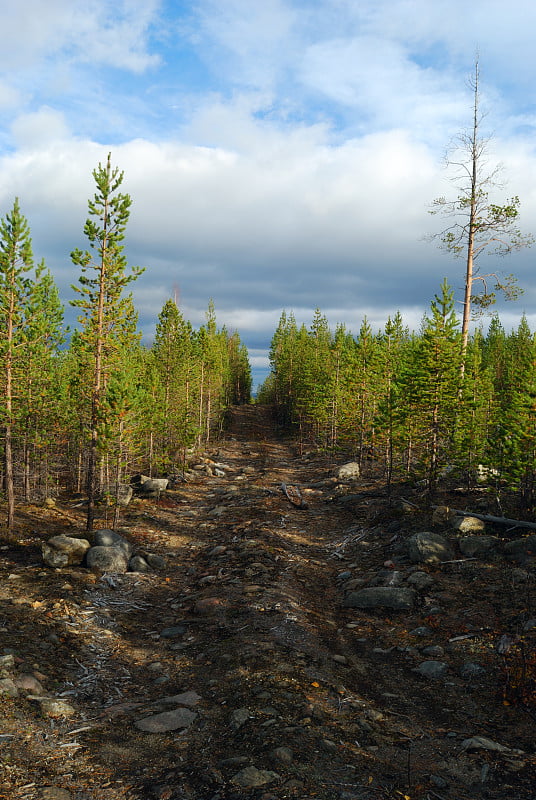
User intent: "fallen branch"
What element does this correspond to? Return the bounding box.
[435,506,536,531]
[280,483,308,509]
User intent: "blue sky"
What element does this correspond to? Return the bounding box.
[1,0,536,388]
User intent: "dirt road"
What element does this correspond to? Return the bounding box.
[0,405,534,799]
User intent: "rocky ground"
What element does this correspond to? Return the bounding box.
[0,404,535,800]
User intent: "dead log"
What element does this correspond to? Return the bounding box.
[438,506,536,531]
[281,483,308,510]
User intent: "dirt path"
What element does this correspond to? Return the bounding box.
[0,406,535,800]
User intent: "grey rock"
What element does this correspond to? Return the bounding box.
[430,775,449,790]
[230,766,280,789]
[337,462,361,481]
[40,788,73,800]
[101,484,133,506]
[146,553,166,569]
[85,546,129,574]
[460,736,511,753]
[409,626,433,638]
[406,571,435,591]
[42,535,91,568]
[413,661,449,679]
[134,707,197,732]
[460,662,487,680]
[39,698,76,717]
[371,569,403,587]
[269,746,293,764]
[408,532,454,564]
[523,618,536,632]
[0,678,18,697]
[503,535,536,565]
[14,673,45,694]
[432,505,454,525]
[128,555,151,573]
[453,516,486,534]
[93,529,133,557]
[141,477,169,494]
[159,691,201,707]
[230,707,250,730]
[458,535,500,558]
[160,625,187,638]
[343,587,416,610]
[421,645,444,658]
[0,654,15,670]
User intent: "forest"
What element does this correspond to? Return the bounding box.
[259,292,536,508]
[1,150,536,539]
[0,155,252,534]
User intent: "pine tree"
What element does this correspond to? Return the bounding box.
[399,281,462,489]
[71,153,144,531]
[0,199,38,532]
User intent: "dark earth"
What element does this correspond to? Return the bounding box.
[0,405,535,800]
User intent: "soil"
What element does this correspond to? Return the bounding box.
[0,404,535,800]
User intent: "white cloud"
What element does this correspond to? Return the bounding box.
[10,107,71,150]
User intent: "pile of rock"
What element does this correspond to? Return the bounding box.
[42,529,166,575]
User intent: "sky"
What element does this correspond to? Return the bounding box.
[1,0,536,389]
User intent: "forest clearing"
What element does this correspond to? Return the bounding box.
[0,404,535,800]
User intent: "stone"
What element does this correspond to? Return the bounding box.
[39,698,76,718]
[343,587,416,610]
[230,707,250,730]
[453,516,486,534]
[159,691,201,707]
[337,462,361,481]
[93,529,133,557]
[101,484,133,506]
[146,553,166,569]
[413,661,449,679]
[134,707,197,732]
[194,597,224,614]
[14,673,45,694]
[160,625,187,639]
[460,662,487,680]
[332,654,348,664]
[458,535,500,558]
[42,535,91,568]
[230,766,280,789]
[128,555,151,573]
[460,736,511,753]
[409,626,433,638]
[40,788,73,800]
[407,532,454,564]
[85,546,129,574]
[432,505,454,525]
[269,746,293,764]
[0,678,18,697]
[406,571,435,591]
[139,477,169,495]
[503,535,536,565]
[0,654,15,670]
[421,645,444,657]
[208,545,227,557]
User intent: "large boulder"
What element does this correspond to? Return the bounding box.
[93,529,133,557]
[343,586,416,610]
[458,535,501,558]
[132,474,169,496]
[503,535,536,565]
[42,535,91,568]
[85,545,129,574]
[408,531,454,565]
[452,515,486,534]
[336,462,361,482]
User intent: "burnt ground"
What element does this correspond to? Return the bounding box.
[0,404,535,800]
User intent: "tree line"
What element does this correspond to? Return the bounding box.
[0,155,251,533]
[259,289,536,508]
